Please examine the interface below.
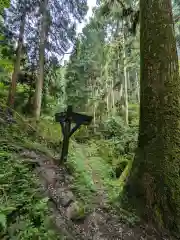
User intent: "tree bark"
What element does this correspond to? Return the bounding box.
[122,27,128,125]
[111,78,115,115]
[33,0,48,120]
[135,71,140,103]
[7,12,26,108]
[124,0,180,235]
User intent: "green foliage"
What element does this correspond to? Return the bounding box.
[0,145,62,239]
[0,106,66,238]
[0,0,142,230]
[67,139,130,207]
[67,142,97,201]
[100,115,138,156]
[0,82,140,231]
[14,84,31,111]
[0,58,13,72]
[0,0,10,12]
[128,103,139,125]
[0,103,60,159]
[0,82,8,103]
[0,17,14,75]
[102,116,128,138]
[72,125,94,143]
[95,138,117,164]
[65,12,107,111]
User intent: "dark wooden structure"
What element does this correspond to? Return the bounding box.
[55,106,92,163]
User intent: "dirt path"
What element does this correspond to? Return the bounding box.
[19,149,175,240]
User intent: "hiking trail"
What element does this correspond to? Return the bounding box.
[19,149,173,240]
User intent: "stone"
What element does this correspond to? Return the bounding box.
[40,167,56,180]
[56,187,75,207]
[66,201,86,221]
[20,150,39,159]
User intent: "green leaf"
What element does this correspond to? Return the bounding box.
[2,206,16,215]
[0,213,7,228]
[0,0,10,9]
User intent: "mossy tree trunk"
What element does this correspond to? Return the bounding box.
[125,0,180,235]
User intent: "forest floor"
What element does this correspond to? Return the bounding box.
[12,148,174,240]
[0,108,177,240]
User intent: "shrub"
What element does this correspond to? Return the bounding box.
[101,116,128,139]
[99,116,138,156]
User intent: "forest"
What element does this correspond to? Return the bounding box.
[0,0,180,239]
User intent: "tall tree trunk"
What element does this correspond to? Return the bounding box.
[106,89,109,116]
[124,0,180,234]
[93,102,96,127]
[104,63,109,116]
[119,82,123,101]
[123,28,128,125]
[7,12,26,108]
[33,0,48,120]
[135,71,140,103]
[111,78,115,115]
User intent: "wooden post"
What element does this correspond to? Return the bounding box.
[60,106,72,162]
[55,106,92,164]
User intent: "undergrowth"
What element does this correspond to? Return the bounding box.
[0,106,63,239]
[67,140,131,205]
[0,101,139,230]
[0,145,63,239]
